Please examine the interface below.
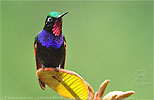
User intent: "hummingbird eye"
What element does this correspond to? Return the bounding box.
[47,17,53,22]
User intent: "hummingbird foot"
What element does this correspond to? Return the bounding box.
[41,64,46,68]
[56,65,60,72]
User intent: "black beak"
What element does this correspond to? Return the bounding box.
[57,11,68,19]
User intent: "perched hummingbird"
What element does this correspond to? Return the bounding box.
[34,11,68,90]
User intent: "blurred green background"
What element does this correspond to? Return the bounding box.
[1,1,153,100]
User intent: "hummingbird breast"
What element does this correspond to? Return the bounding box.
[38,30,63,49]
[36,42,65,67]
[36,29,65,67]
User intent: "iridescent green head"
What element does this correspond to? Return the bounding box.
[48,11,68,18]
[48,12,60,18]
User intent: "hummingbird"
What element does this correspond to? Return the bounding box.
[34,11,68,90]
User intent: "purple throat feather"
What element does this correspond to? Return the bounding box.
[38,30,63,49]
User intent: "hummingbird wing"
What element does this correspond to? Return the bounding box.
[61,36,66,69]
[34,39,46,90]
